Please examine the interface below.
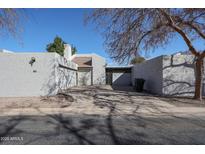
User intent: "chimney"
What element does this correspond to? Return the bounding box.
[64,44,72,60]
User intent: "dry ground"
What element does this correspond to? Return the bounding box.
[0,85,205,144]
[0,85,204,116]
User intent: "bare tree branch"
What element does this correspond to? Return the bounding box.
[181,21,205,39]
[158,8,199,56]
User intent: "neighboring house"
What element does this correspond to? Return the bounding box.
[71,54,106,86]
[132,53,205,96]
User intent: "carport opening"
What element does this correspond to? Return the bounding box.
[106,66,132,86]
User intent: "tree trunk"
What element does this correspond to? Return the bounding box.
[194,56,204,100]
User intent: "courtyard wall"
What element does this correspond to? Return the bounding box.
[132,56,163,94]
[132,54,205,96]
[0,52,77,97]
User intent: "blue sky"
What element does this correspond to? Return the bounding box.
[0,8,204,65]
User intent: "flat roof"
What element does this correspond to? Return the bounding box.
[106,66,132,73]
[106,65,132,69]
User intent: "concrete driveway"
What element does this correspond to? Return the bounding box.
[0,85,205,144]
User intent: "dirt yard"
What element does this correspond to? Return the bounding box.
[0,85,204,116]
[1,85,205,144]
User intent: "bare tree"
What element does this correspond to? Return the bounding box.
[0,9,24,38]
[86,8,205,100]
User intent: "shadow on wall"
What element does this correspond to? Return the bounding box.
[81,75,89,86]
[94,72,106,85]
[40,58,57,96]
[112,73,131,86]
[162,55,202,97]
[41,58,76,96]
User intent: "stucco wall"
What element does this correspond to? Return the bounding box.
[132,56,163,94]
[132,54,205,96]
[71,54,106,85]
[50,54,78,94]
[0,52,77,97]
[91,54,106,85]
[162,55,196,96]
[77,68,92,86]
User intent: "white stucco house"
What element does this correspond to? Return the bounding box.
[0,44,106,97]
[1,43,203,98]
[71,53,106,86]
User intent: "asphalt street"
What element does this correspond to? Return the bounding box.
[1,113,205,145]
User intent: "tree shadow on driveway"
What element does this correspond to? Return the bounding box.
[1,86,205,144]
